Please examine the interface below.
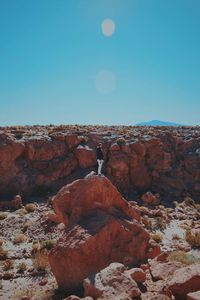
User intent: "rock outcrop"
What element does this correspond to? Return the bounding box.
[51,174,140,226]
[0,125,200,201]
[48,175,158,292]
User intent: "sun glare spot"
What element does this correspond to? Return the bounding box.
[101,19,115,37]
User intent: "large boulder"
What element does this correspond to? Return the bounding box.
[49,175,157,292]
[52,174,140,226]
[83,263,141,300]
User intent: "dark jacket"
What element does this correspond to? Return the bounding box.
[96,146,104,160]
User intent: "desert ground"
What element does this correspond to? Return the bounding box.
[0,125,200,300]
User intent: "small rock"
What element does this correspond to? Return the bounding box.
[39,278,48,286]
[129,267,146,283]
[187,291,200,300]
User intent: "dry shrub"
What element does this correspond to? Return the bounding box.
[151,232,163,243]
[0,239,4,246]
[3,259,14,271]
[41,239,56,250]
[185,229,200,248]
[16,208,28,216]
[25,203,37,213]
[183,197,196,207]
[13,234,27,244]
[0,246,8,259]
[31,241,50,272]
[0,212,8,220]
[32,249,49,272]
[17,262,27,273]
[169,250,200,265]
[149,217,166,232]
[180,223,190,230]
[139,206,149,214]
[22,222,29,233]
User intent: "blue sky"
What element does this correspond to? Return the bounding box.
[0,0,200,125]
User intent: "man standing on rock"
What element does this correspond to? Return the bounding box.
[96,143,104,176]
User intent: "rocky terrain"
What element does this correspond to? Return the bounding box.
[0,125,200,300]
[0,125,200,202]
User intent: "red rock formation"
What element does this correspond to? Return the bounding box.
[49,175,158,292]
[0,125,200,201]
[52,174,141,226]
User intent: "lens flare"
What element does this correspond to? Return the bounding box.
[101,19,115,37]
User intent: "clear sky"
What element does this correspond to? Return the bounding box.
[0,0,200,126]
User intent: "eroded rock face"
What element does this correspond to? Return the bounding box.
[49,175,157,292]
[0,125,200,201]
[83,263,141,300]
[52,175,140,226]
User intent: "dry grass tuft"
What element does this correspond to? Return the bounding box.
[183,197,196,207]
[185,229,200,248]
[16,208,28,216]
[41,239,56,250]
[32,249,49,272]
[180,223,190,230]
[169,250,200,265]
[0,212,8,220]
[151,232,163,243]
[17,262,27,273]
[0,246,8,259]
[3,259,14,271]
[139,206,149,214]
[31,241,51,272]
[149,217,166,232]
[13,234,27,244]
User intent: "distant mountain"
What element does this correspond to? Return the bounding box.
[135,120,183,127]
